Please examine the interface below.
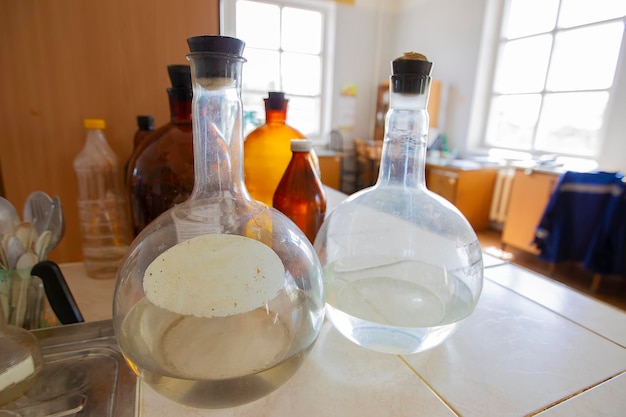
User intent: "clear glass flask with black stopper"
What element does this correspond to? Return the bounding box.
[113,36,325,409]
[314,52,483,355]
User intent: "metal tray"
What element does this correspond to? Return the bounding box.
[1,320,138,417]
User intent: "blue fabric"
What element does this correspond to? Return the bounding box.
[533,171,625,275]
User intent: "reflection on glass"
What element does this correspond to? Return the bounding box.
[547,22,624,91]
[535,92,608,155]
[505,0,558,39]
[495,35,552,93]
[236,1,280,49]
[486,94,541,150]
[559,0,626,28]
[281,52,321,95]
[282,7,322,54]
[241,49,280,91]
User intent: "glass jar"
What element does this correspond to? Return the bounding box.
[113,36,325,409]
[314,53,483,355]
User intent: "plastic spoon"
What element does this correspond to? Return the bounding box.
[0,197,19,236]
[5,237,25,270]
[22,192,54,237]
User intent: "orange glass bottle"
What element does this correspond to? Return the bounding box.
[244,92,319,206]
[273,139,326,243]
[127,65,194,236]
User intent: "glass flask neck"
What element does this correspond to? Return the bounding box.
[187,54,247,199]
[376,77,431,189]
[265,107,287,125]
[168,89,192,124]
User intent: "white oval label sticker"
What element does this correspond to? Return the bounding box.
[143,234,285,317]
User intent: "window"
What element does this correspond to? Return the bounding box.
[222,0,335,142]
[485,0,625,158]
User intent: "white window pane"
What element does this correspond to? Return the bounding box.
[236,1,280,49]
[535,92,608,156]
[286,96,321,138]
[242,48,280,91]
[282,7,322,54]
[485,94,542,150]
[504,0,559,39]
[495,35,552,93]
[281,53,321,95]
[559,0,626,28]
[547,23,624,91]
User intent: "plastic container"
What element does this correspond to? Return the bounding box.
[113,36,325,409]
[273,139,327,243]
[127,66,194,236]
[73,119,131,279]
[243,92,319,205]
[314,53,483,355]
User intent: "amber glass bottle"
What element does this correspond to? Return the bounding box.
[127,65,194,236]
[133,115,155,148]
[273,139,326,243]
[244,92,319,206]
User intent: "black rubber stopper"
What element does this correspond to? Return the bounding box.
[391,53,433,94]
[167,65,191,89]
[187,35,245,57]
[265,92,287,110]
[137,115,154,131]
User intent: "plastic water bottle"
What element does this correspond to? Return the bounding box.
[73,119,131,279]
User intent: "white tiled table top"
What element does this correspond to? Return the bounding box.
[60,253,626,417]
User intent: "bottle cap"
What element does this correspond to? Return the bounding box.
[167,65,192,90]
[137,115,155,130]
[186,36,246,79]
[391,52,432,94]
[83,119,105,130]
[290,139,312,152]
[265,92,288,111]
[187,35,245,57]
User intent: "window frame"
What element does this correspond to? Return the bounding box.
[221,0,336,144]
[480,0,626,160]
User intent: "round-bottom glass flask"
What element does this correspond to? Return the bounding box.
[314,53,483,355]
[113,36,325,409]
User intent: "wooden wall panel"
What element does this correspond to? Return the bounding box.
[0,0,220,263]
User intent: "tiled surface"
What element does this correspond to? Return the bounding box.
[536,373,626,417]
[400,280,626,417]
[60,253,626,416]
[139,323,457,417]
[485,263,626,347]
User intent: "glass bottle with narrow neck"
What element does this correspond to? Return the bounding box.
[127,65,194,236]
[113,36,324,409]
[244,92,319,206]
[314,52,483,355]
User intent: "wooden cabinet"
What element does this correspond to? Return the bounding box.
[426,164,498,232]
[502,169,559,254]
[316,150,343,190]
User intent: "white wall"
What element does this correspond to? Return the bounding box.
[331,0,626,172]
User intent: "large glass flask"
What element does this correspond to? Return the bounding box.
[314,53,483,355]
[113,36,325,409]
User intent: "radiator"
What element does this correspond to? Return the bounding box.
[489,168,515,225]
